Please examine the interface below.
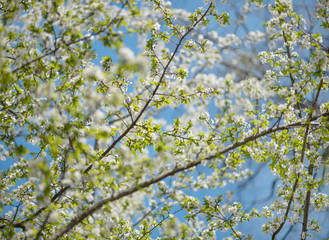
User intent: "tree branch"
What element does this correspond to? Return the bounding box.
[48,111,329,240]
[271,175,300,240]
[0,3,214,233]
[301,78,324,239]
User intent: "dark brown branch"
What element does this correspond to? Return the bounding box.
[272,78,324,239]
[48,111,329,240]
[272,175,300,240]
[301,164,313,238]
[301,78,324,238]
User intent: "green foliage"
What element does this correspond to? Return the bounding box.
[1,0,329,239]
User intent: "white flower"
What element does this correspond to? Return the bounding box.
[118,47,135,63]
[153,22,160,32]
[84,66,104,80]
[94,110,105,124]
[246,30,265,43]
[49,210,59,223]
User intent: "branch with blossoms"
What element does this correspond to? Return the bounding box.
[0,0,215,233]
[2,0,329,239]
[48,111,329,240]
